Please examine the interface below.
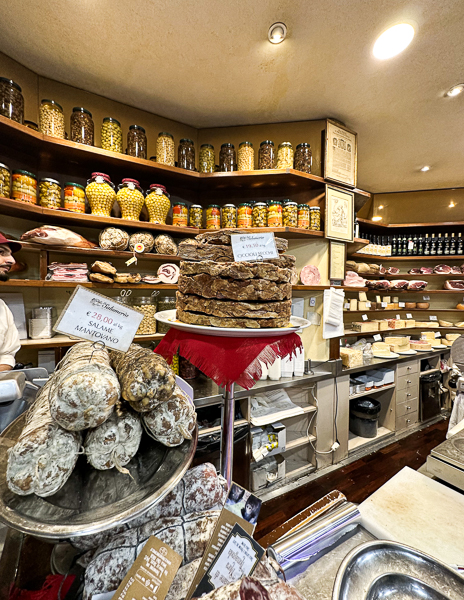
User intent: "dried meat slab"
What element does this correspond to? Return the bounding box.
[177,292,292,319]
[177,308,290,329]
[196,229,288,252]
[178,241,295,268]
[180,260,292,283]
[178,274,291,301]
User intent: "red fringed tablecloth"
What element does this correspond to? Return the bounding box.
[155,329,303,390]
[9,575,75,600]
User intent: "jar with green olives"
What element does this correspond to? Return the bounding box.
[39,99,65,139]
[297,204,310,229]
[222,204,237,228]
[276,141,294,169]
[86,172,116,217]
[199,144,215,173]
[189,204,203,227]
[116,178,144,220]
[101,117,122,153]
[0,163,11,198]
[71,107,94,145]
[127,125,147,158]
[258,140,275,169]
[294,142,312,173]
[145,184,170,224]
[252,202,267,228]
[283,200,298,227]
[206,204,221,229]
[310,207,321,231]
[39,178,61,209]
[157,296,176,333]
[219,143,236,172]
[156,132,175,166]
[238,141,254,171]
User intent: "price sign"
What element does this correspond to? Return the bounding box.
[381,302,387,308]
[344,303,350,309]
[366,302,372,308]
[423,295,430,301]
[362,314,368,321]
[396,314,401,320]
[54,286,144,352]
[231,232,278,262]
[406,313,413,319]
[373,334,382,341]
[399,302,405,308]
[435,332,442,338]
[430,315,438,321]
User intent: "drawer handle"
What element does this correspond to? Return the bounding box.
[407,367,412,370]
[407,379,411,384]
[407,406,411,410]
[407,393,411,397]
[407,419,411,423]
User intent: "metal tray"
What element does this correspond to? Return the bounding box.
[0,413,197,539]
[333,540,464,600]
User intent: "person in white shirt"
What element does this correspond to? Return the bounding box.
[0,233,21,371]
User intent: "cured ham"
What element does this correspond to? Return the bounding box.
[47,262,89,282]
[300,265,321,285]
[434,264,452,274]
[389,279,409,290]
[343,271,366,287]
[444,280,464,290]
[366,280,391,290]
[408,280,428,290]
[408,268,421,274]
[420,267,433,274]
[157,263,180,283]
[387,267,400,275]
[450,266,462,274]
[21,226,96,248]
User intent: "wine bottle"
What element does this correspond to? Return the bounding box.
[423,233,430,256]
[430,233,437,255]
[450,232,457,255]
[412,232,418,255]
[444,233,450,255]
[418,233,424,256]
[437,233,443,255]
[407,235,414,256]
[392,234,397,256]
[457,232,463,255]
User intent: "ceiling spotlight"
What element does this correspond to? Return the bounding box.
[420,165,430,172]
[373,23,415,60]
[449,201,456,208]
[372,216,383,222]
[378,205,384,210]
[446,84,464,97]
[268,22,287,44]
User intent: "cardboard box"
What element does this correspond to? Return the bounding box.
[251,423,286,461]
[251,455,285,491]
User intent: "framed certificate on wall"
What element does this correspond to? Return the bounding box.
[325,184,354,243]
[329,240,346,282]
[324,119,358,187]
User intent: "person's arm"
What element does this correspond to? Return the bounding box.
[0,303,20,370]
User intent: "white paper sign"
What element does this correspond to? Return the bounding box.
[231,233,278,262]
[406,313,413,319]
[430,315,438,321]
[435,332,442,338]
[54,286,144,352]
[423,295,430,301]
[373,334,382,341]
[362,314,368,321]
[366,302,372,308]
[344,302,350,309]
[399,302,405,308]
[381,302,387,308]
[396,314,401,320]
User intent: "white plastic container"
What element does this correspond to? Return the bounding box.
[293,347,305,377]
[281,354,294,378]
[259,360,268,380]
[268,357,282,381]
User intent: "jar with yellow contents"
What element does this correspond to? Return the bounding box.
[12,170,37,204]
[237,203,252,228]
[283,200,298,227]
[310,206,321,231]
[39,178,61,209]
[252,202,267,228]
[156,132,175,166]
[172,201,188,227]
[297,204,310,229]
[222,204,237,228]
[145,184,170,224]
[116,178,144,221]
[64,182,86,213]
[238,141,254,171]
[0,163,11,198]
[199,144,215,173]
[276,142,294,169]
[267,200,283,227]
[189,204,203,227]
[130,295,158,335]
[85,172,116,217]
[206,204,220,229]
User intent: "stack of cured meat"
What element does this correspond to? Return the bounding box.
[177,229,294,328]
[47,262,89,282]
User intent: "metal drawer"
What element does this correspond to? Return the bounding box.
[396,387,417,405]
[396,372,419,391]
[397,360,418,377]
[396,398,418,418]
[396,410,418,431]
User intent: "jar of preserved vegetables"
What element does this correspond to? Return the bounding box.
[127,125,147,158]
[238,141,254,171]
[252,202,267,228]
[39,178,61,209]
[12,170,37,204]
[157,296,176,333]
[39,99,65,138]
[145,184,170,224]
[199,144,215,173]
[294,142,312,173]
[222,204,237,228]
[23,120,38,131]
[172,201,188,227]
[130,296,157,335]
[179,355,199,379]
[0,78,24,123]
[258,140,275,170]
[268,200,283,227]
[283,200,298,227]
[219,143,236,172]
[310,207,321,231]
[297,204,310,229]
[71,107,94,145]
[189,204,203,227]
[206,204,221,229]
[0,163,11,198]
[237,203,252,228]
[86,172,116,217]
[171,352,179,375]
[276,141,294,169]
[116,178,144,221]
[64,182,86,213]
[156,132,175,166]
[178,138,195,170]
[101,117,122,153]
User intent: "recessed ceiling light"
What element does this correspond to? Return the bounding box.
[446,84,464,97]
[268,22,287,44]
[420,165,430,172]
[373,23,415,60]
[372,216,383,222]
[378,205,384,210]
[449,201,456,208]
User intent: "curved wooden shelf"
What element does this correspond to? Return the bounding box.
[358,217,464,229]
[19,333,165,349]
[349,253,464,261]
[364,273,464,279]
[344,326,464,336]
[0,280,178,290]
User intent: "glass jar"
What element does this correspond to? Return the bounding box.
[206,204,221,229]
[297,204,310,229]
[156,132,175,166]
[70,107,94,145]
[178,138,195,170]
[268,200,283,227]
[222,204,237,228]
[85,172,116,217]
[199,144,215,173]
[157,296,176,333]
[294,143,312,173]
[116,178,144,221]
[310,207,321,231]
[127,125,147,158]
[252,202,267,227]
[23,120,39,131]
[276,142,294,169]
[11,170,37,204]
[238,141,254,171]
[237,203,252,228]
[171,352,179,375]
[64,182,86,213]
[258,140,275,170]
[179,355,199,380]
[130,296,157,335]
[145,184,170,224]
[39,99,65,138]
[0,163,11,198]
[283,200,298,227]
[101,117,122,153]
[172,201,188,227]
[0,78,24,123]
[39,178,61,209]
[189,204,203,227]
[219,143,236,172]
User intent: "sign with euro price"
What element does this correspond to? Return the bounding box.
[231,232,279,262]
[54,286,143,352]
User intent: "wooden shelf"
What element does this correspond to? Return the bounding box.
[348,427,393,452]
[20,333,165,349]
[349,384,395,400]
[344,326,463,336]
[285,434,317,451]
[293,285,368,291]
[350,253,464,261]
[357,217,464,230]
[345,308,464,313]
[344,287,464,295]
[199,226,324,239]
[377,273,464,279]
[1,279,178,289]
[347,238,370,255]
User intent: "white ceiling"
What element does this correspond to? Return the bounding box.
[0,0,463,193]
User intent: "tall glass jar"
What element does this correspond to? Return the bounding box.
[268,200,283,227]
[64,182,86,213]
[0,163,11,198]
[189,204,203,227]
[70,107,94,145]
[238,141,254,171]
[258,140,275,169]
[219,143,236,172]
[0,78,24,123]
[294,143,312,173]
[39,99,65,138]
[157,296,176,333]
[276,142,294,169]
[178,138,195,170]
[11,170,37,204]
[237,203,252,228]
[206,204,221,229]
[297,204,310,229]
[199,144,215,173]
[310,207,321,231]
[252,202,267,227]
[23,120,39,131]
[127,125,147,158]
[222,204,237,228]
[283,200,298,227]
[101,117,122,153]
[172,201,188,227]
[85,172,116,217]
[39,178,61,209]
[156,132,175,166]
[130,296,157,335]
[116,178,144,221]
[145,184,170,224]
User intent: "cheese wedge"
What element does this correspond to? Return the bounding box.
[358,292,367,302]
[352,321,378,332]
[421,332,436,340]
[410,340,432,351]
[349,299,358,311]
[372,342,391,356]
[340,347,363,368]
[384,336,410,352]
[404,319,416,328]
[387,319,405,329]
[446,333,460,341]
[372,320,389,330]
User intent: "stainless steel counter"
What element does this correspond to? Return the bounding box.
[342,348,449,375]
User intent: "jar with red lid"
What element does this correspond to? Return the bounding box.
[172,201,188,227]
[237,203,252,228]
[145,184,170,224]
[127,125,147,158]
[85,172,116,216]
[116,178,144,220]
[267,200,283,227]
[206,204,220,229]
[64,182,86,213]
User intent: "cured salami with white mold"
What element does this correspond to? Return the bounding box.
[190,577,305,600]
[299,264,321,285]
[143,384,196,446]
[157,263,180,283]
[444,280,464,290]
